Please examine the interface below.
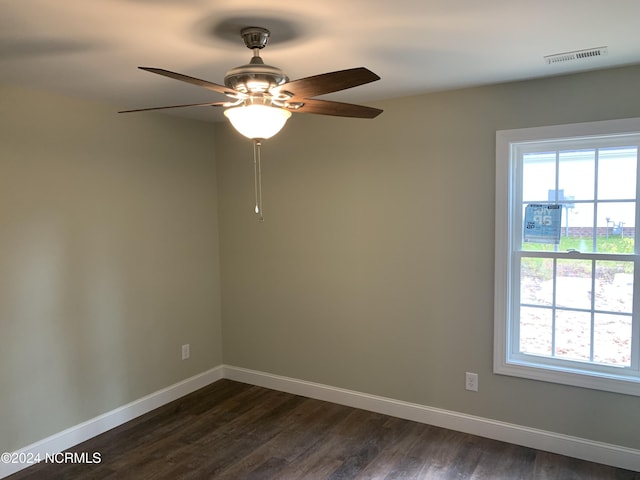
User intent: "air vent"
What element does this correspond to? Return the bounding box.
[544,46,608,65]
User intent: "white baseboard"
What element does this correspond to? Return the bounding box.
[0,366,223,479]
[222,365,640,472]
[3,364,639,478]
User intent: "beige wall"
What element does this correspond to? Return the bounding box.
[215,64,640,450]
[0,86,222,452]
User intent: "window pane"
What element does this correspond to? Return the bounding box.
[556,259,592,310]
[596,202,635,253]
[558,149,595,201]
[555,310,591,362]
[520,258,553,306]
[595,261,634,313]
[565,202,595,252]
[519,307,552,356]
[521,203,594,252]
[523,152,556,202]
[597,147,637,200]
[593,313,632,367]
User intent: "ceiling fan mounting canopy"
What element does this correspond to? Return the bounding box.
[240,26,270,50]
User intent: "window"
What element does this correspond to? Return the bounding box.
[495,118,640,396]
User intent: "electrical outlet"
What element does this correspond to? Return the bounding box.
[465,372,478,392]
[181,344,190,360]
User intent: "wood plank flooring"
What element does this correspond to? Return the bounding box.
[7,379,640,479]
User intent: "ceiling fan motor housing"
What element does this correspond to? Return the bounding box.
[224,57,289,94]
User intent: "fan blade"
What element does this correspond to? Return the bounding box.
[119,101,227,113]
[274,67,380,100]
[139,67,239,96]
[288,98,382,119]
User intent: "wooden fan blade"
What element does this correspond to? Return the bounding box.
[273,67,380,100]
[118,101,227,113]
[139,67,239,96]
[288,98,382,119]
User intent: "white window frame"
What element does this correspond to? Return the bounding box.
[494,117,640,396]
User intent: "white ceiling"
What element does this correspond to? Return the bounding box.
[3,0,640,123]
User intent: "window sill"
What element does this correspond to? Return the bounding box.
[495,356,640,396]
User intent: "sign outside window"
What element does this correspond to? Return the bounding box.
[523,204,562,244]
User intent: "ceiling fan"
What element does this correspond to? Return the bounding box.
[120,26,383,221]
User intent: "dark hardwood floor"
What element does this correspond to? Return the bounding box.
[7,379,640,479]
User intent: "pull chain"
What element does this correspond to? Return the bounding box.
[253,139,264,222]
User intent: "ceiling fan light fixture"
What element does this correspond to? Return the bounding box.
[224,104,291,140]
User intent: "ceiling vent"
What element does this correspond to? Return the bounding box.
[544,46,608,65]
